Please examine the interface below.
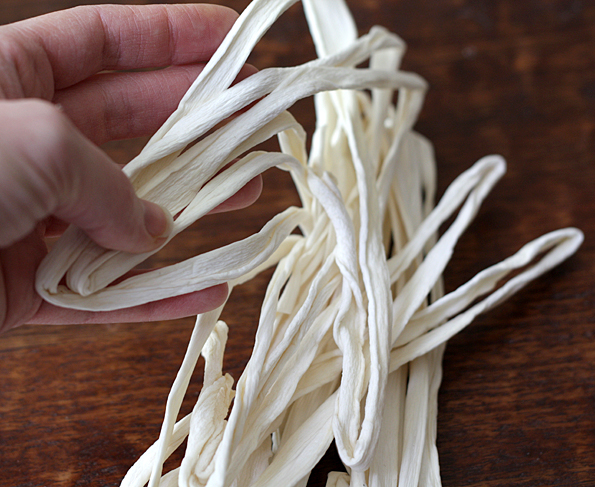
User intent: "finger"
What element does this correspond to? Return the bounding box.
[43,172,263,242]
[202,158,263,214]
[0,4,238,99]
[53,64,258,145]
[209,175,263,214]
[26,283,228,325]
[0,99,170,253]
[54,65,204,145]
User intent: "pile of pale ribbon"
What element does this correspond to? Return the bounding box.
[36,0,583,486]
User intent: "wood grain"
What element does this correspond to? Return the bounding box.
[0,1,593,486]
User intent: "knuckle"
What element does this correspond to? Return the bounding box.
[0,33,23,98]
[0,26,53,99]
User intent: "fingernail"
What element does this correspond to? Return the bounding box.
[142,200,173,241]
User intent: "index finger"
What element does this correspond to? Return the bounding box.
[0,4,238,98]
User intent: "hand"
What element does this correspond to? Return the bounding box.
[0,4,262,333]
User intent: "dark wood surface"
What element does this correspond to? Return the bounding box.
[1,1,594,485]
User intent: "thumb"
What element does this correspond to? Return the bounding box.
[0,99,172,252]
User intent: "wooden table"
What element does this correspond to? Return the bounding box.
[1,1,593,485]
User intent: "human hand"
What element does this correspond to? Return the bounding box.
[0,4,262,333]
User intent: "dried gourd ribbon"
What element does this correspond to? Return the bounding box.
[34,0,583,486]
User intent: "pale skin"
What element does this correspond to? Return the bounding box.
[0,4,262,334]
